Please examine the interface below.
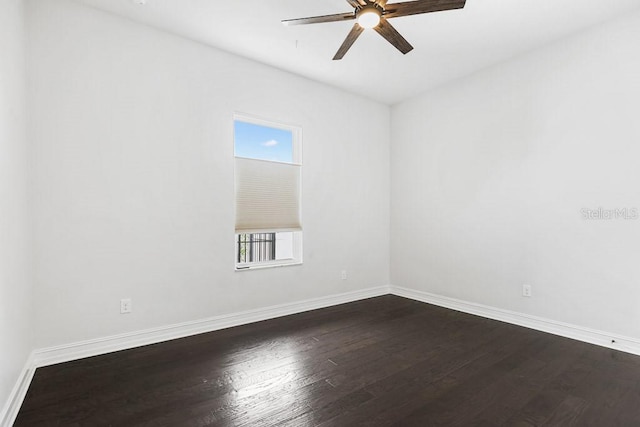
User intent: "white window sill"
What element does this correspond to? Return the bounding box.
[235,261,303,272]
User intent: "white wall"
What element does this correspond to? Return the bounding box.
[27,0,390,348]
[391,10,640,339]
[0,0,32,415]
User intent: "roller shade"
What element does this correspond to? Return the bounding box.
[235,157,301,233]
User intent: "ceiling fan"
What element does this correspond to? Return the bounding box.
[282,0,466,60]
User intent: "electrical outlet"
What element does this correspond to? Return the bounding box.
[522,285,532,298]
[120,298,132,314]
[341,270,348,280]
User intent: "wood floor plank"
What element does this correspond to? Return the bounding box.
[14,295,640,426]
[543,395,590,427]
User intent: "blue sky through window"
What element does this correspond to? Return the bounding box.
[234,120,293,163]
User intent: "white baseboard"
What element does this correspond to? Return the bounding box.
[0,354,36,427]
[33,285,391,368]
[391,285,640,356]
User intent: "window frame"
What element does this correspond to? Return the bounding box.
[233,113,303,271]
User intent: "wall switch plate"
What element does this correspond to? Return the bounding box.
[522,285,532,297]
[120,298,132,314]
[341,270,348,280]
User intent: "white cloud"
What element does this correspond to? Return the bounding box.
[261,139,279,147]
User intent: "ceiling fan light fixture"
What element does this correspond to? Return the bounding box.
[357,8,381,29]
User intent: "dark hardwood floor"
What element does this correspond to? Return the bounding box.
[15,295,640,426]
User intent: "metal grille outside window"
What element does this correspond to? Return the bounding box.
[237,233,276,263]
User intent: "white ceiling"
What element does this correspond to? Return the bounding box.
[74,0,640,105]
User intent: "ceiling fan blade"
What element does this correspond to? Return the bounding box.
[346,0,367,7]
[282,12,355,26]
[383,0,466,19]
[374,18,413,54]
[333,23,365,60]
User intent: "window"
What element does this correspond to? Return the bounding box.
[234,115,302,270]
